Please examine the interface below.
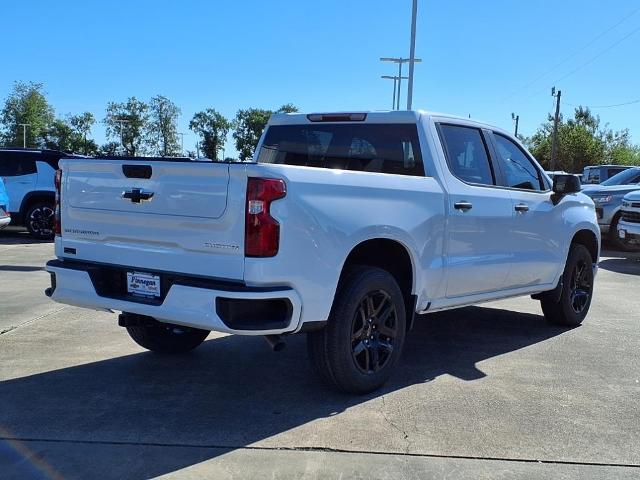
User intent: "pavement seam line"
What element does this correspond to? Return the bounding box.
[1,437,638,469]
[0,306,68,336]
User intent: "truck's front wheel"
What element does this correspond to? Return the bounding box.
[126,319,210,354]
[540,243,594,327]
[307,267,406,394]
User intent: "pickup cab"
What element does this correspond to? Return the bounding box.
[45,111,600,393]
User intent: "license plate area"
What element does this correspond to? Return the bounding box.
[127,271,161,298]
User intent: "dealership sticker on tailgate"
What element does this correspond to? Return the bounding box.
[127,271,161,297]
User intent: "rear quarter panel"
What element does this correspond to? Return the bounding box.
[243,163,446,324]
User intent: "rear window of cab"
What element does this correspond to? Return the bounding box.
[258,123,425,177]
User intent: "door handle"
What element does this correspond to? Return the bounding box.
[454,201,473,211]
[515,203,529,212]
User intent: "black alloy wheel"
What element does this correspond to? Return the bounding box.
[25,203,55,240]
[351,290,398,374]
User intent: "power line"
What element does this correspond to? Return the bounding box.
[502,6,640,101]
[525,22,640,100]
[549,24,640,86]
[563,98,640,109]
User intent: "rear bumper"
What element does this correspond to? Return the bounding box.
[45,260,302,335]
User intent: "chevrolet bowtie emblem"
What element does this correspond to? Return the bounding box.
[122,188,154,203]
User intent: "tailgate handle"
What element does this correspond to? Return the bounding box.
[122,165,152,179]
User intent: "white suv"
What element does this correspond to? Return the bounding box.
[0,149,81,239]
[618,191,640,249]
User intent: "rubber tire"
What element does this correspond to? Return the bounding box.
[608,214,629,252]
[307,266,407,394]
[540,244,594,327]
[25,202,55,240]
[126,321,210,354]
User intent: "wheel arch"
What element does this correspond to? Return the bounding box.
[338,238,417,329]
[571,229,599,264]
[19,191,55,218]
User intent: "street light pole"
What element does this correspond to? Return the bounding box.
[380,57,422,110]
[511,113,520,137]
[381,75,409,110]
[18,123,30,148]
[407,0,418,110]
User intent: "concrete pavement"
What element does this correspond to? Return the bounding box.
[1,228,639,479]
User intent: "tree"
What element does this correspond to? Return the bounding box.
[69,112,97,155]
[277,103,299,114]
[0,81,54,147]
[45,118,74,152]
[148,95,181,156]
[99,141,121,156]
[232,108,272,161]
[44,115,98,154]
[231,105,297,161]
[189,109,231,160]
[525,107,640,172]
[104,97,149,156]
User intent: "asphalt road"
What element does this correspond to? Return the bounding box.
[1,226,639,479]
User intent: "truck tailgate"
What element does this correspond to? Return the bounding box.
[58,159,247,281]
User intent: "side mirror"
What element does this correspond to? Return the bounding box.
[552,174,581,195]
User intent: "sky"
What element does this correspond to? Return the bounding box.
[1,0,639,156]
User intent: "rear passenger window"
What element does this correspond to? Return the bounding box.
[258,123,425,176]
[0,156,37,176]
[493,133,544,191]
[438,125,494,185]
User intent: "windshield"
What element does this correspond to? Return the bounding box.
[601,168,640,186]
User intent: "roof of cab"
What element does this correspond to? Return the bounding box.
[268,110,512,136]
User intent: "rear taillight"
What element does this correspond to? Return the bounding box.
[245,178,286,257]
[54,169,62,236]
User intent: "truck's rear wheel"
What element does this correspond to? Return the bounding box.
[540,244,594,327]
[126,320,210,354]
[307,266,406,394]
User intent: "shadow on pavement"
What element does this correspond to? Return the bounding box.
[0,265,45,272]
[598,255,640,276]
[0,306,568,479]
[0,227,51,246]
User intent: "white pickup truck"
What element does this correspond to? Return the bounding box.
[46,111,600,393]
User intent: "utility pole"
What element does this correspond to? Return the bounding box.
[511,113,520,137]
[381,75,408,110]
[407,0,418,110]
[380,57,422,110]
[550,87,562,172]
[18,123,30,148]
[178,132,186,156]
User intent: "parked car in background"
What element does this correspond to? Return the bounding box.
[583,170,640,249]
[0,176,10,229]
[582,166,640,190]
[581,165,631,184]
[617,191,640,250]
[0,148,83,239]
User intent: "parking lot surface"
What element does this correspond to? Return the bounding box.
[1,227,639,479]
